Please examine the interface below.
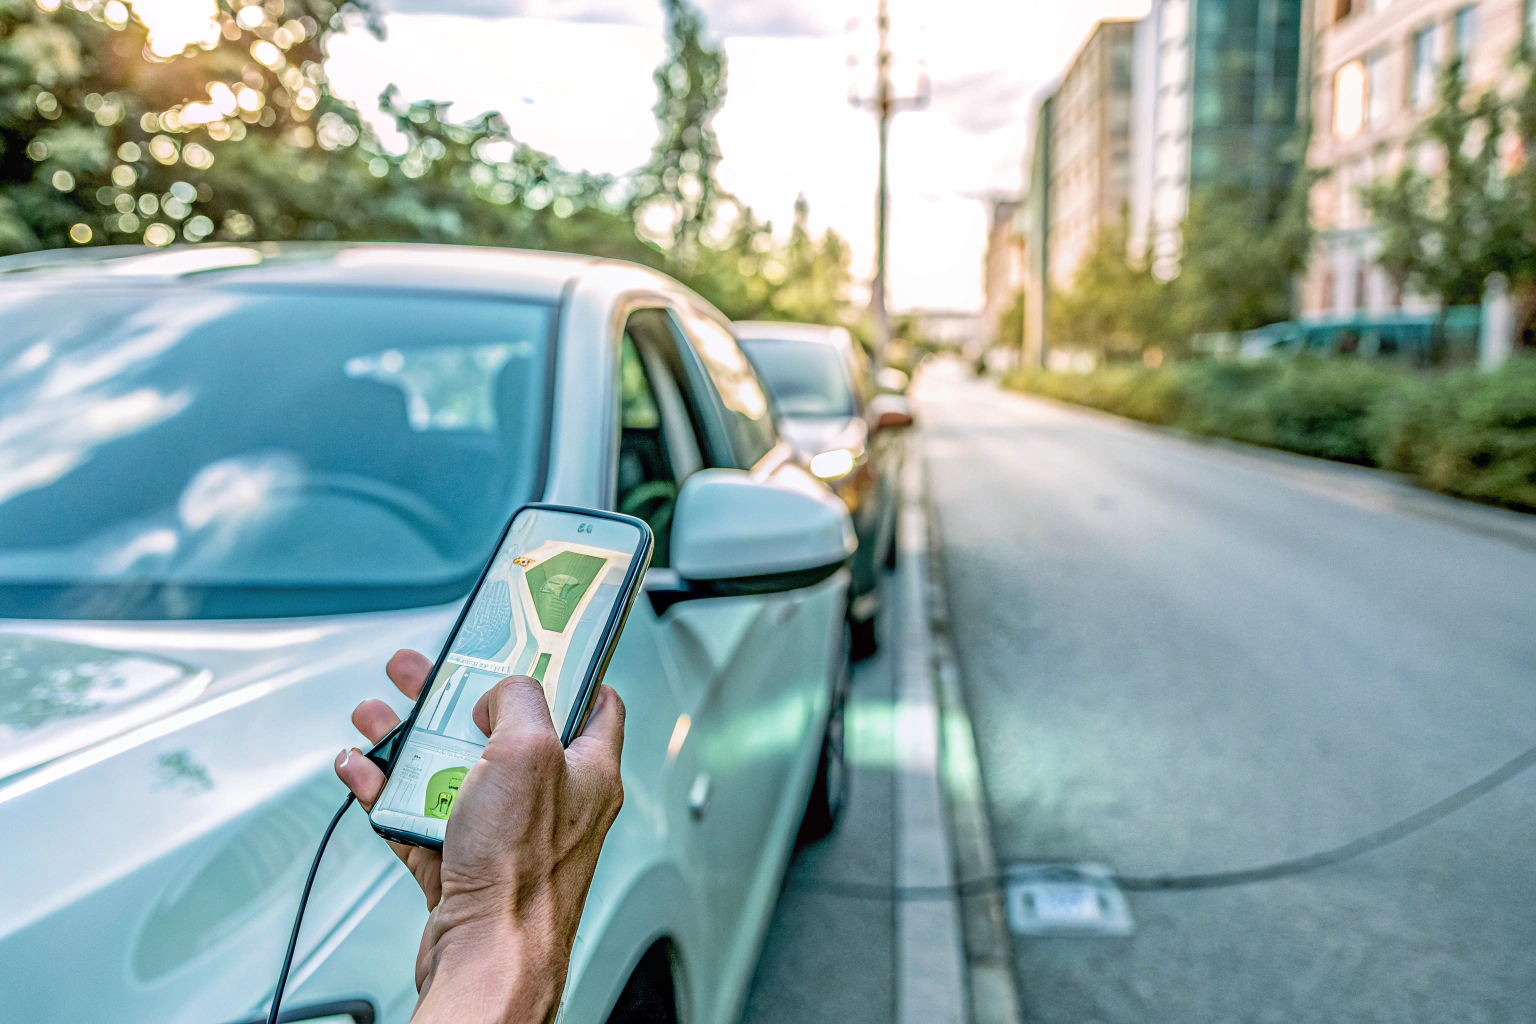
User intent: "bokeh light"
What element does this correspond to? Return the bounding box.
[127,0,222,59]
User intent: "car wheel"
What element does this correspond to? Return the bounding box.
[604,941,678,1024]
[850,614,878,660]
[883,504,899,570]
[799,625,852,844]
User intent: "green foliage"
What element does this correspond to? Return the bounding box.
[1370,358,1536,507]
[1042,153,1314,360]
[995,288,1024,349]
[629,0,724,258]
[627,4,852,325]
[1174,167,1317,335]
[0,0,375,250]
[1048,221,1169,358]
[1364,57,1529,306]
[1005,357,1536,508]
[678,193,851,324]
[0,0,855,328]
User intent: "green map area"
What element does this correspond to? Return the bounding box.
[424,766,468,820]
[525,551,609,632]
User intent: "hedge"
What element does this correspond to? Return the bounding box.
[1002,357,1536,512]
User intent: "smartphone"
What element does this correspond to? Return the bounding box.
[368,504,653,850]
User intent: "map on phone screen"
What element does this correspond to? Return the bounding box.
[371,509,641,842]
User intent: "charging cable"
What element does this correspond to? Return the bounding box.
[792,738,1536,902]
[266,726,403,1024]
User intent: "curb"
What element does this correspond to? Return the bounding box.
[923,475,1025,1024]
[1000,385,1536,555]
[892,443,969,1024]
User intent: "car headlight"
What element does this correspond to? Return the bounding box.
[809,447,857,481]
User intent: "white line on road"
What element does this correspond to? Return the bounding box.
[894,442,968,1024]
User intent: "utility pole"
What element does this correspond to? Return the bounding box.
[849,0,928,361]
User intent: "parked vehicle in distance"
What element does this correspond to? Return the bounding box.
[1229,307,1483,366]
[733,321,911,657]
[0,243,857,1024]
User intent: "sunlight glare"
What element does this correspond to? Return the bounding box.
[129,0,220,58]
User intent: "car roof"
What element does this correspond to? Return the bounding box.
[0,242,607,301]
[732,320,853,347]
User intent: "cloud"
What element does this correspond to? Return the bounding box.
[697,0,841,36]
[377,0,657,24]
[377,0,840,35]
[930,69,1032,136]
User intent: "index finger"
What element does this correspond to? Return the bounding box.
[386,649,433,700]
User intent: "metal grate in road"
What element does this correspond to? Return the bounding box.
[1004,862,1135,937]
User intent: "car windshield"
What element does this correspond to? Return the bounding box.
[738,338,854,418]
[0,283,555,620]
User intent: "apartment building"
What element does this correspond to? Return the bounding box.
[1043,19,1137,290]
[1128,0,1306,276]
[980,197,1025,349]
[1302,0,1528,314]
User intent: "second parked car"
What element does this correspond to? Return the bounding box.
[733,322,910,655]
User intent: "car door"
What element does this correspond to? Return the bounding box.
[659,307,844,1020]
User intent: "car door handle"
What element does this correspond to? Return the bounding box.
[687,772,711,819]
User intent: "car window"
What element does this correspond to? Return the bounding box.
[671,308,778,468]
[615,311,712,565]
[738,338,856,418]
[0,284,556,619]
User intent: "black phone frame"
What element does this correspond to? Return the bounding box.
[367,502,654,852]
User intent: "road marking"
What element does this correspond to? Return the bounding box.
[894,442,968,1024]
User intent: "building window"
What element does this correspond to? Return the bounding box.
[1411,25,1438,109]
[1455,6,1477,72]
[1367,50,1390,128]
[1334,60,1366,138]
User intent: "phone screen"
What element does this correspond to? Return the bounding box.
[371,507,648,844]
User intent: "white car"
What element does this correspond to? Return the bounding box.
[0,244,856,1024]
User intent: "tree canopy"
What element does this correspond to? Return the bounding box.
[0,0,855,325]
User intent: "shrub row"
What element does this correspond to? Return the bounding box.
[1002,357,1536,512]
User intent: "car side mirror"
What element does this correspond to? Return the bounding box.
[868,393,914,430]
[657,468,855,607]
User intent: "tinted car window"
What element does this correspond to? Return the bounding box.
[738,338,855,418]
[0,284,555,619]
[672,308,777,467]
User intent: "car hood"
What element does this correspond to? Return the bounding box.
[776,415,867,459]
[0,608,458,1024]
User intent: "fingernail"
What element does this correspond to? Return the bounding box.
[337,748,351,770]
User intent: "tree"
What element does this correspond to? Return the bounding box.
[0,0,859,328]
[1364,57,1523,307]
[1,0,378,250]
[629,0,726,260]
[1048,221,1168,359]
[0,0,656,253]
[1174,163,1317,335]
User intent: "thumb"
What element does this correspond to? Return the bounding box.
[472,674,557,743]
[566,684,625,783]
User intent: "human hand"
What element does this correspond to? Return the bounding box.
[335,649,626,1023]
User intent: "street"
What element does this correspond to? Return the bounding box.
[920,363,1536,1023]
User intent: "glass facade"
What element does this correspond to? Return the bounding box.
[1186,0,1304,194]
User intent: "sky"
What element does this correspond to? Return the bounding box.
[324,0,1150,313]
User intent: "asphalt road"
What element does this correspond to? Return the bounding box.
[918,362,1536,1024]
